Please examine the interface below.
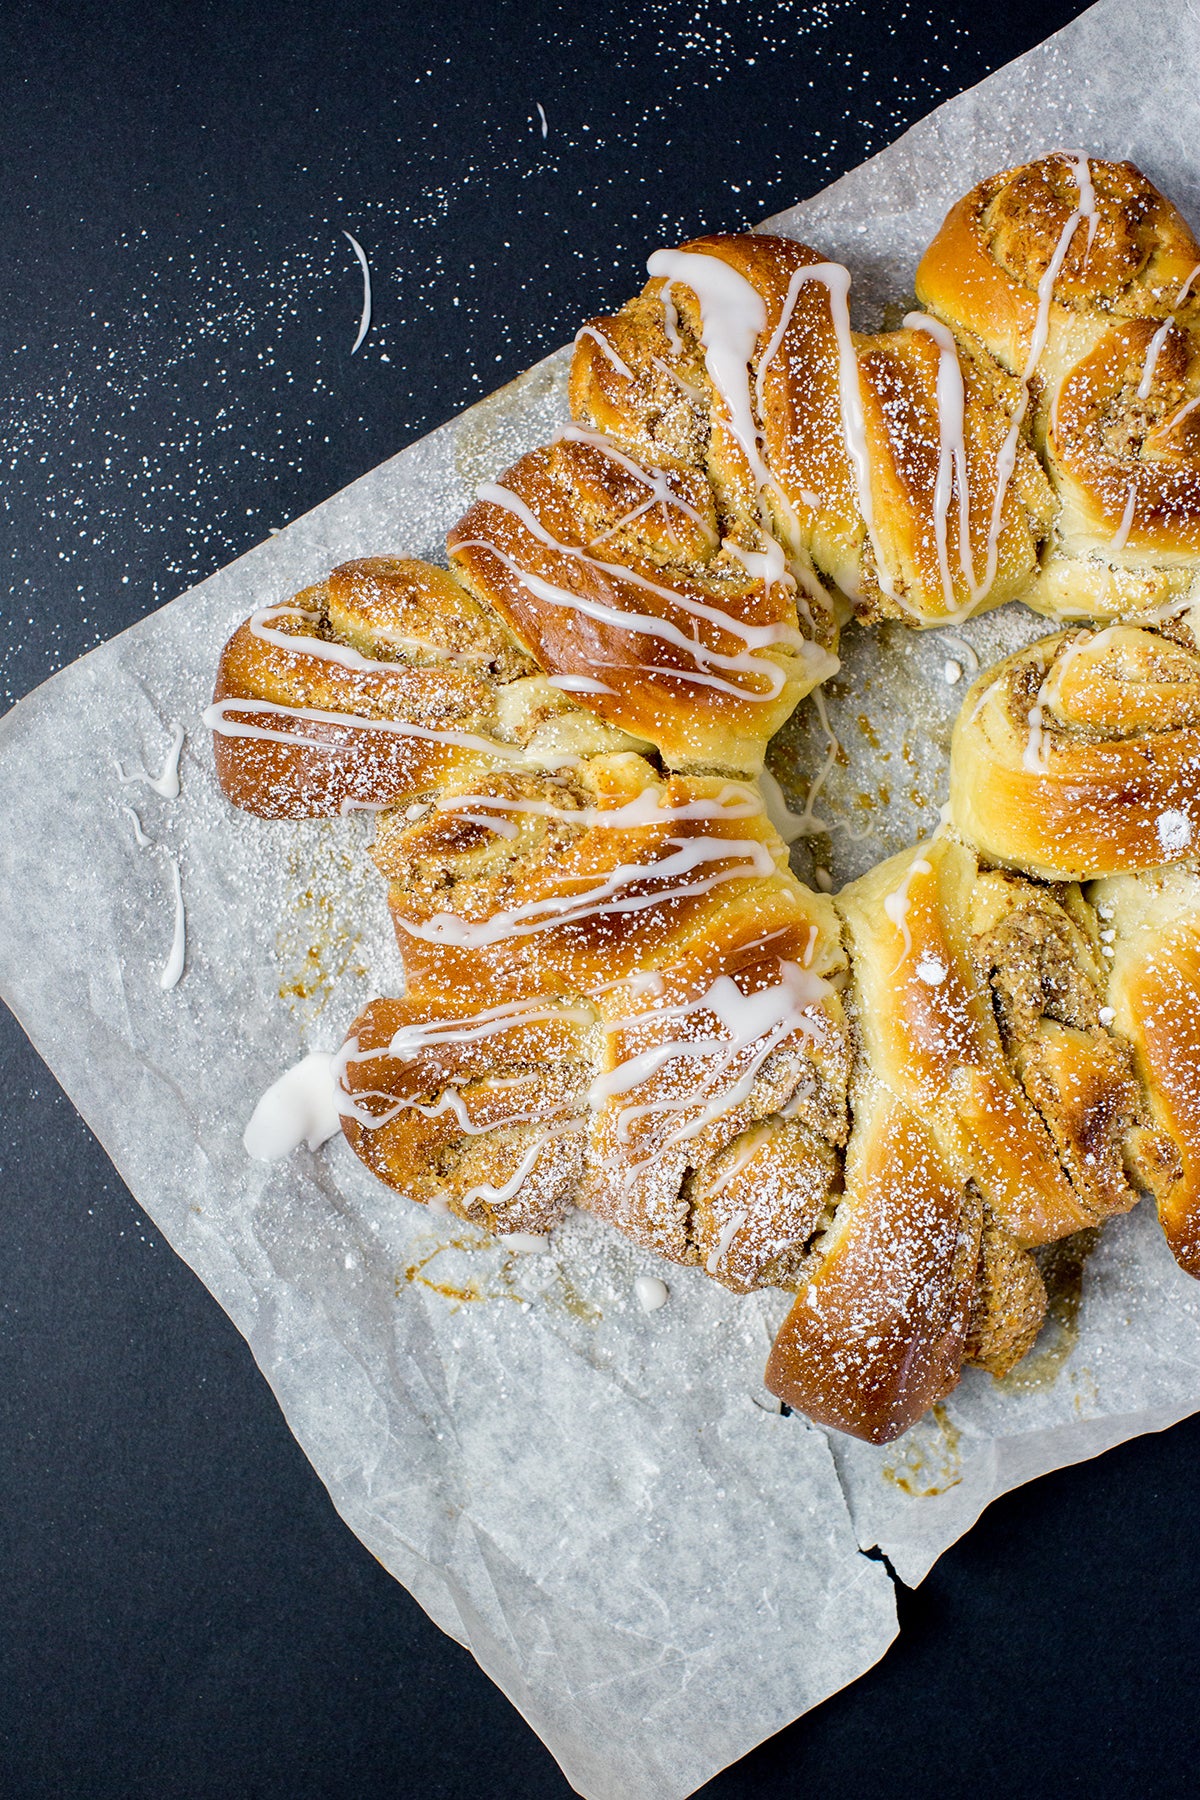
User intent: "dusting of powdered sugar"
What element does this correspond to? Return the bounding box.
[3,2,1000,713]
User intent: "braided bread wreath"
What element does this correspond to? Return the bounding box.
[206,152,1200,1446]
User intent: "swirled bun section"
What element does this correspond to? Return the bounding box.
[344,753,854,1287]
[208,153,1200,1445]
[206,557,647,817]
[917,154,1200,621]
[448,434,829,775]
[768,833,1162,1439]
[838,835,1138,1243]
[571,232,1054,626]
[950,625,1200,880]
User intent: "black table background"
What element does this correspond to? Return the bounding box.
[3,2,1198,1795]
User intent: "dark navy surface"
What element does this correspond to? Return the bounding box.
[4,3,1198,1795]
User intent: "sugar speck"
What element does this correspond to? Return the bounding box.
[1157,809,1193,855]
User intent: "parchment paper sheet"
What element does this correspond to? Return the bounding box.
[3,0,1200,1790]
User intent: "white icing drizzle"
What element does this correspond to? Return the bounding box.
[1125,254,1197,424]
[647,249,769,487]
[455,1139,553,1212]
[756,768,810,845]
[634,1274,670,1312]
[335,1002,595,1130]
[461,484,799,704]
[1022,626,1120,773]
[1165,393,1200,435]
[651,355,704,400]
[545,673,618,696]
[659,282,684,354]
[597,257,839,654]
[248,602,474,671]
[203,696,519,762]
[645,248,807,592]
[556,423,717,544]
[124,806,151,847]
[1110,482,1138,550]
[1137,317,1175,400]
[779,686,840,839]
[250,603,385,669]
[882,853,933,969]
[341,936,833,1230]
[967,674,1004,728]
[535,102,548,139]
[903,311,979,607]
[501,1230,551,1251]
[937,631,979,674]
[704,1124,768,1198]
[339,797,389,816]
[160,855,186,991]
[574,323,635,380]
[1174,263,1200,307]
[397,833,779,949]
[433,782,763,836]
[245,1051,342,1159]
[1060,150,1099,251]
[337,1064,573,1136]
[342,231,372,355]
[705,1209,748,1274]
[593,961,829,1157]
[116,721,184,799]
[474,479,800,655]
[760,260,916,614]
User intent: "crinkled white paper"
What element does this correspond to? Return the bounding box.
[4,1,1200,1791]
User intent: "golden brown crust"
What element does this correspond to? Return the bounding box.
[338,991,594,1234]
[448,436,829,775]
[836,835,1143,1246]
[1093,866,1200,1274]
[1047,318,1200,563]
[340,754,853,1289]
[917,155,1200,620]
[916,156,1200,377]
[573,231,1053,626]
[209,558,644,818]
[682,1120,837,1293]
[951,626,1200,880]
[373,753,844,1005]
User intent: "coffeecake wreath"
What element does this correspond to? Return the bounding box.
[207,153,1200,1444]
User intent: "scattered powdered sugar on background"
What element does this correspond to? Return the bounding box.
[1,1,1013,714]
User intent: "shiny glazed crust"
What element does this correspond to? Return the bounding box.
[917,154,1200,619]
[950,624,1200,880]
